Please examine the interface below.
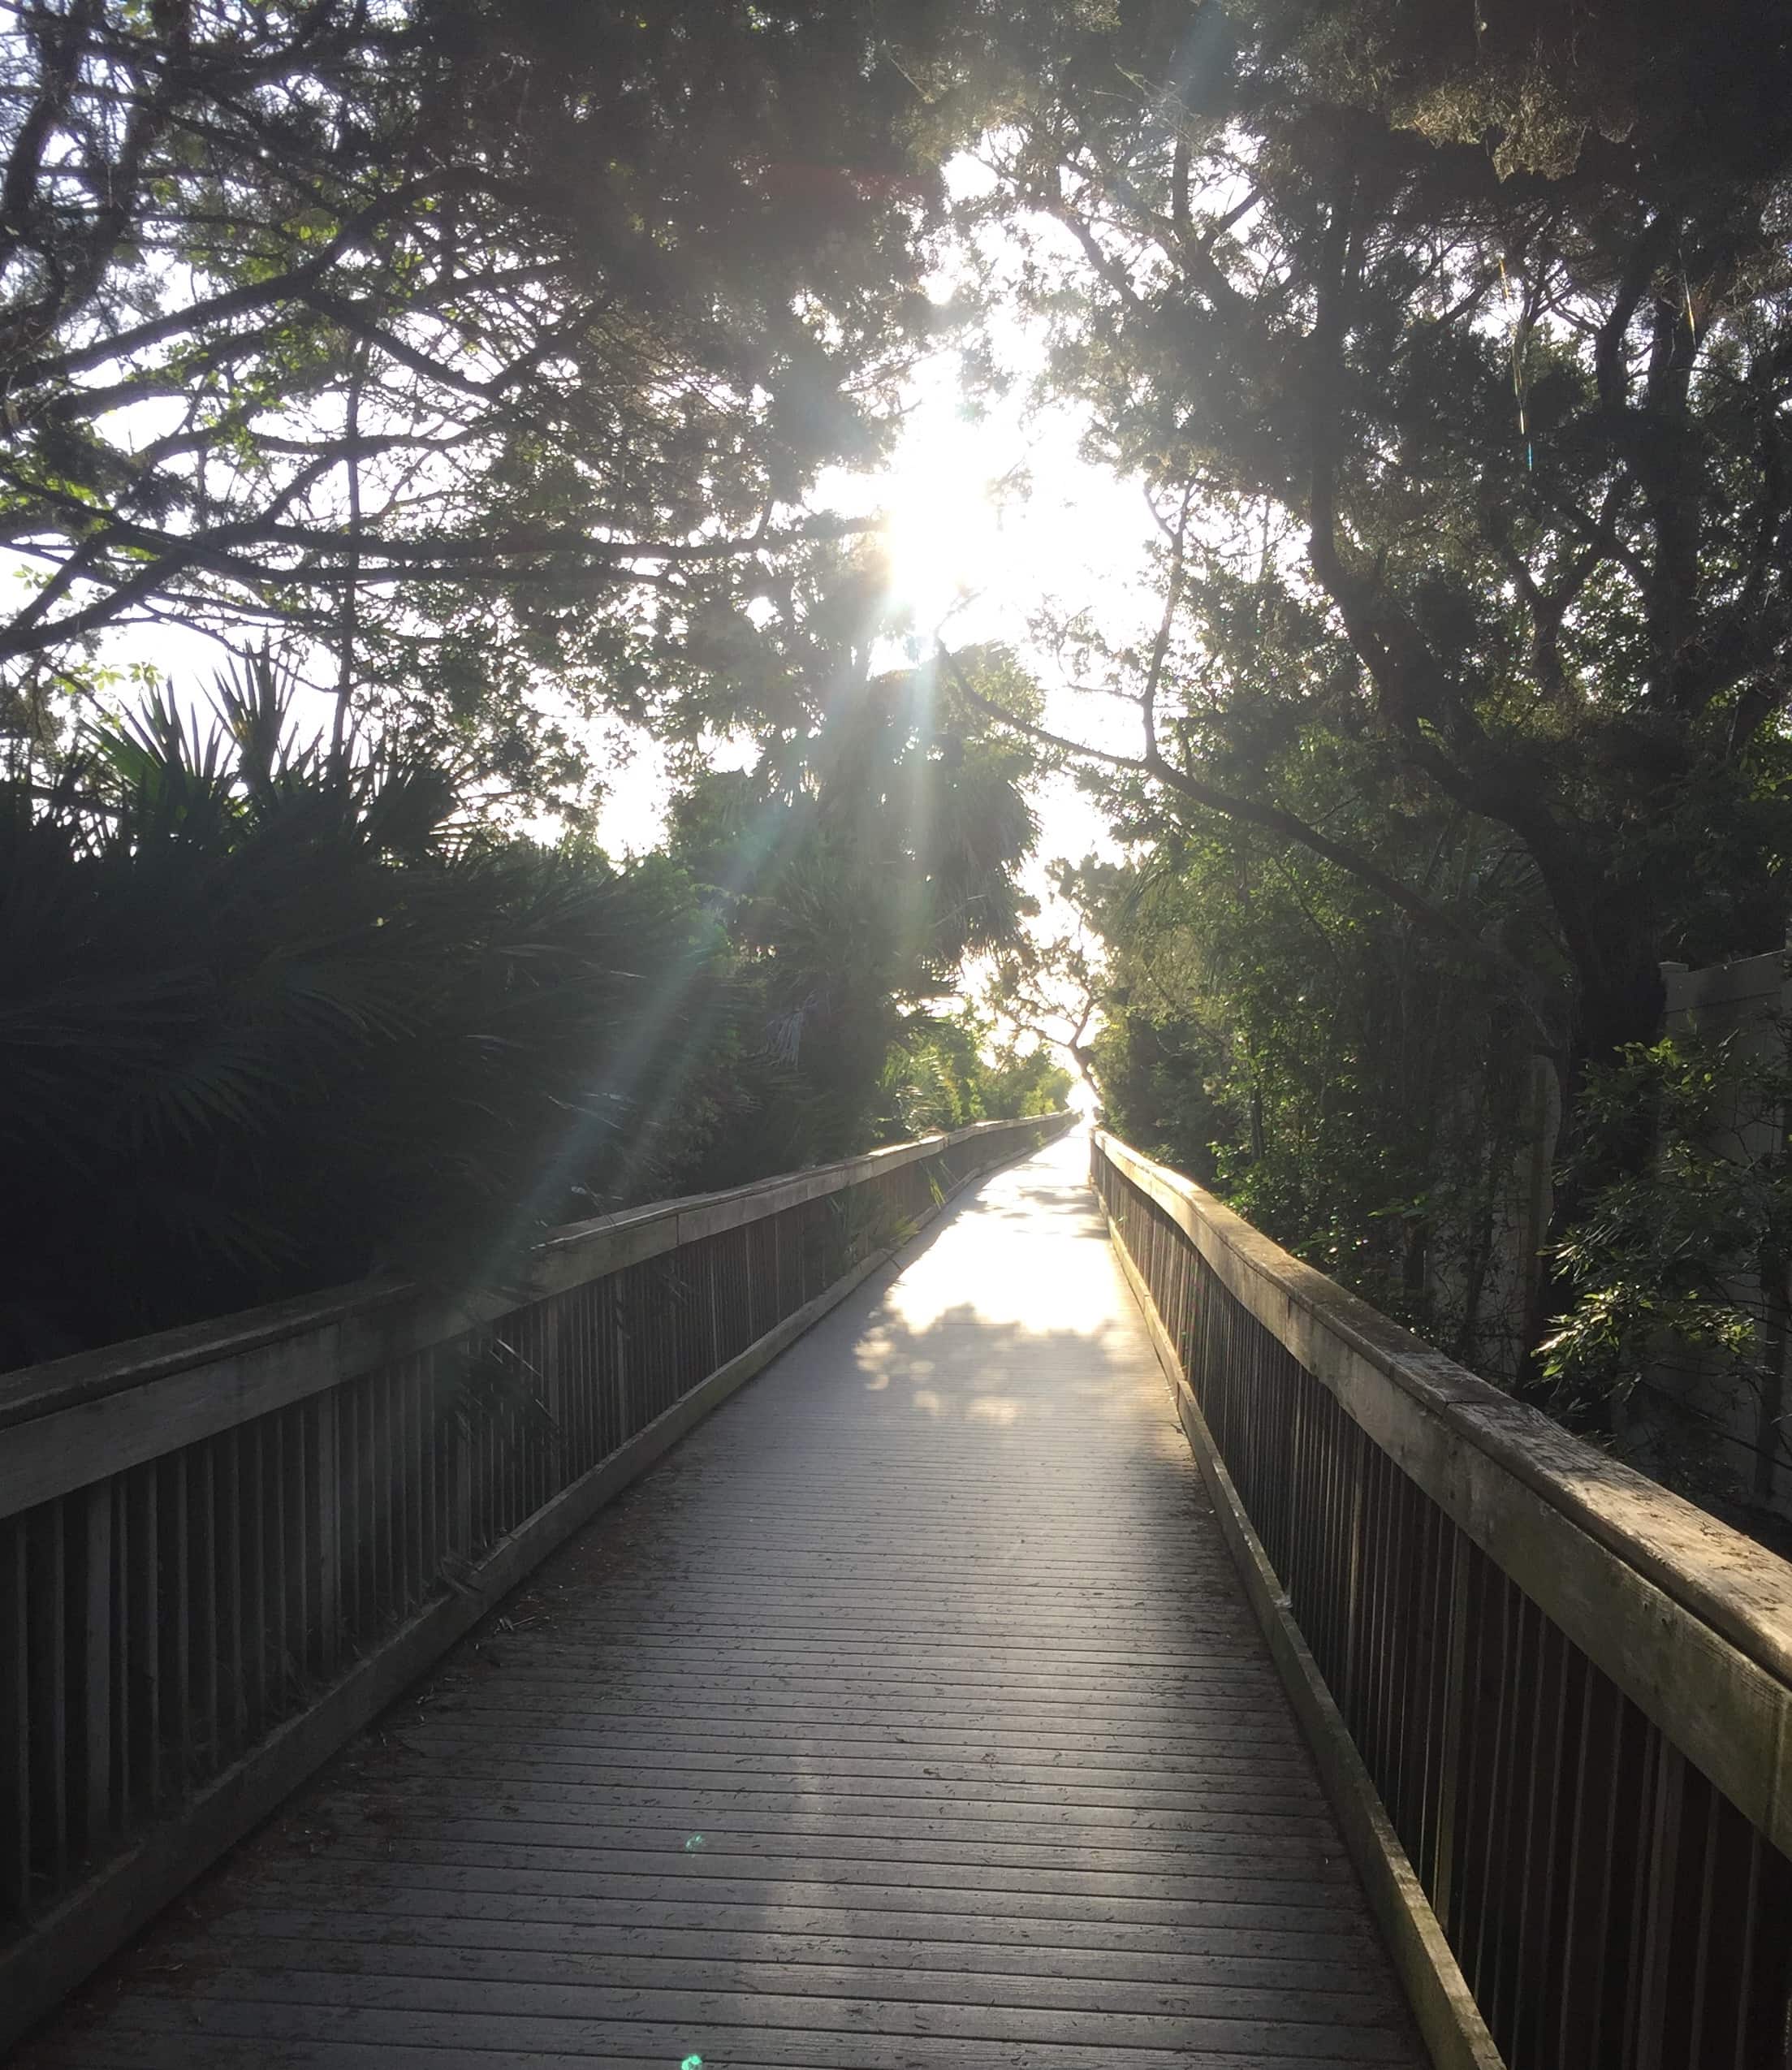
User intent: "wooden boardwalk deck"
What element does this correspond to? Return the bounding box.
[21,1131,1425,2070]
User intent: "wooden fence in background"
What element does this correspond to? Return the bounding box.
[1094,1129,1792,2070]
[0,1111,1070,2044]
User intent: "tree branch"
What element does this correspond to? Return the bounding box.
[938,640,1552,1034]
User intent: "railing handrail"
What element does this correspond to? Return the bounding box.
[1094,1127,1792,1858]
[0,1113,1071,1512]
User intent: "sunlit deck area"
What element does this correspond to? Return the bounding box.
[21,1131,1423,2068]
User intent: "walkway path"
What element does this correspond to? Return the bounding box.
[24,1130,1423,2068]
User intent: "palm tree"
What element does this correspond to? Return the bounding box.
[0,655,713,1364]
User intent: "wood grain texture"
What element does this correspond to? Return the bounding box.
[20,1133,1424,2069]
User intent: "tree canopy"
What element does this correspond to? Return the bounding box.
[0,0,968,793]
[960,0,1792,1070]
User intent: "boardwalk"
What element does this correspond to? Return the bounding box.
[23,1131,1424,2069]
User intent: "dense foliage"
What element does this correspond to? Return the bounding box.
[1072,828,1547,1378]
[0,659,710,1361]
[1541,1026,1792,1525]
[965,0,1792,1073]
[663,657,1051,1173]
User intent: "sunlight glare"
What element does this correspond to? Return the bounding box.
[877,398,1006,631]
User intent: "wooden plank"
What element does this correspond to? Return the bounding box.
[186,1901,1386,1973]
[24,2015,1412,2070]
[103,1936,1409,2027]
[30,1978,1424,2061]
[237,1860,1379,1935]
[17,1130,1423,2070]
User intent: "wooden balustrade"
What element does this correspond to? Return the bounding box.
[0,1111,1069,2045]
[1093,1129,1792,2070]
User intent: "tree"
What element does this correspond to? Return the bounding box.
[1065,806,1548,1376]
[982,918,1103,1101]
[956,0,1792,1093]
[666,652,1038,1165]
[0,0,965,795]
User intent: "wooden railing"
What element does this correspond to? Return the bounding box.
[1093,1130,1792,2070]
[0,1111,1070,2044]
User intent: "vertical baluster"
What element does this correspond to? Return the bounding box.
[165,1456,191,1795]
[244,1425,266,1735]
[28,1502,68,1896]
[452,1363,473,1571]
[1628,1739,1686,2070]
[131,1466,160,1809]
[219,1435,244,1759]
[1729,1828,1766,2070]
[1323,1397,1352,1687]
[1381,1471,1417,1845]
[81,1482,111,1852]
[1466,1571,1517,2008]
[1354,1445,1385,1767]
[1552,1667,1614,2064]
[313,1394,340,1680]
[1508,1613,1569,2067]
[191,1441,218,1783]
[270,1411,290,1711]
[404,1359,422,1610]
[1438,1543,1483,1951]
[423,1356,443,1585]
[503,1327,522,1532]
[1734,1825,1792,2070]
[340,1381,362,1644]
[582,1283,600,1467]
[477,1350,495,1551]
[1596,1691,1653,2067]
[1372,1450,1401,1795]
[486,1346,502,1541]
[378,1366,395,1617]
[1674,1783,1724,2069]
[1485,1592,1536,2051]
[702,1242,718,1384]
[110,1480,128,1822]
[2,1515,30,1920]
[496,1335,514,1533]
[1418,1511,1462,1899]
